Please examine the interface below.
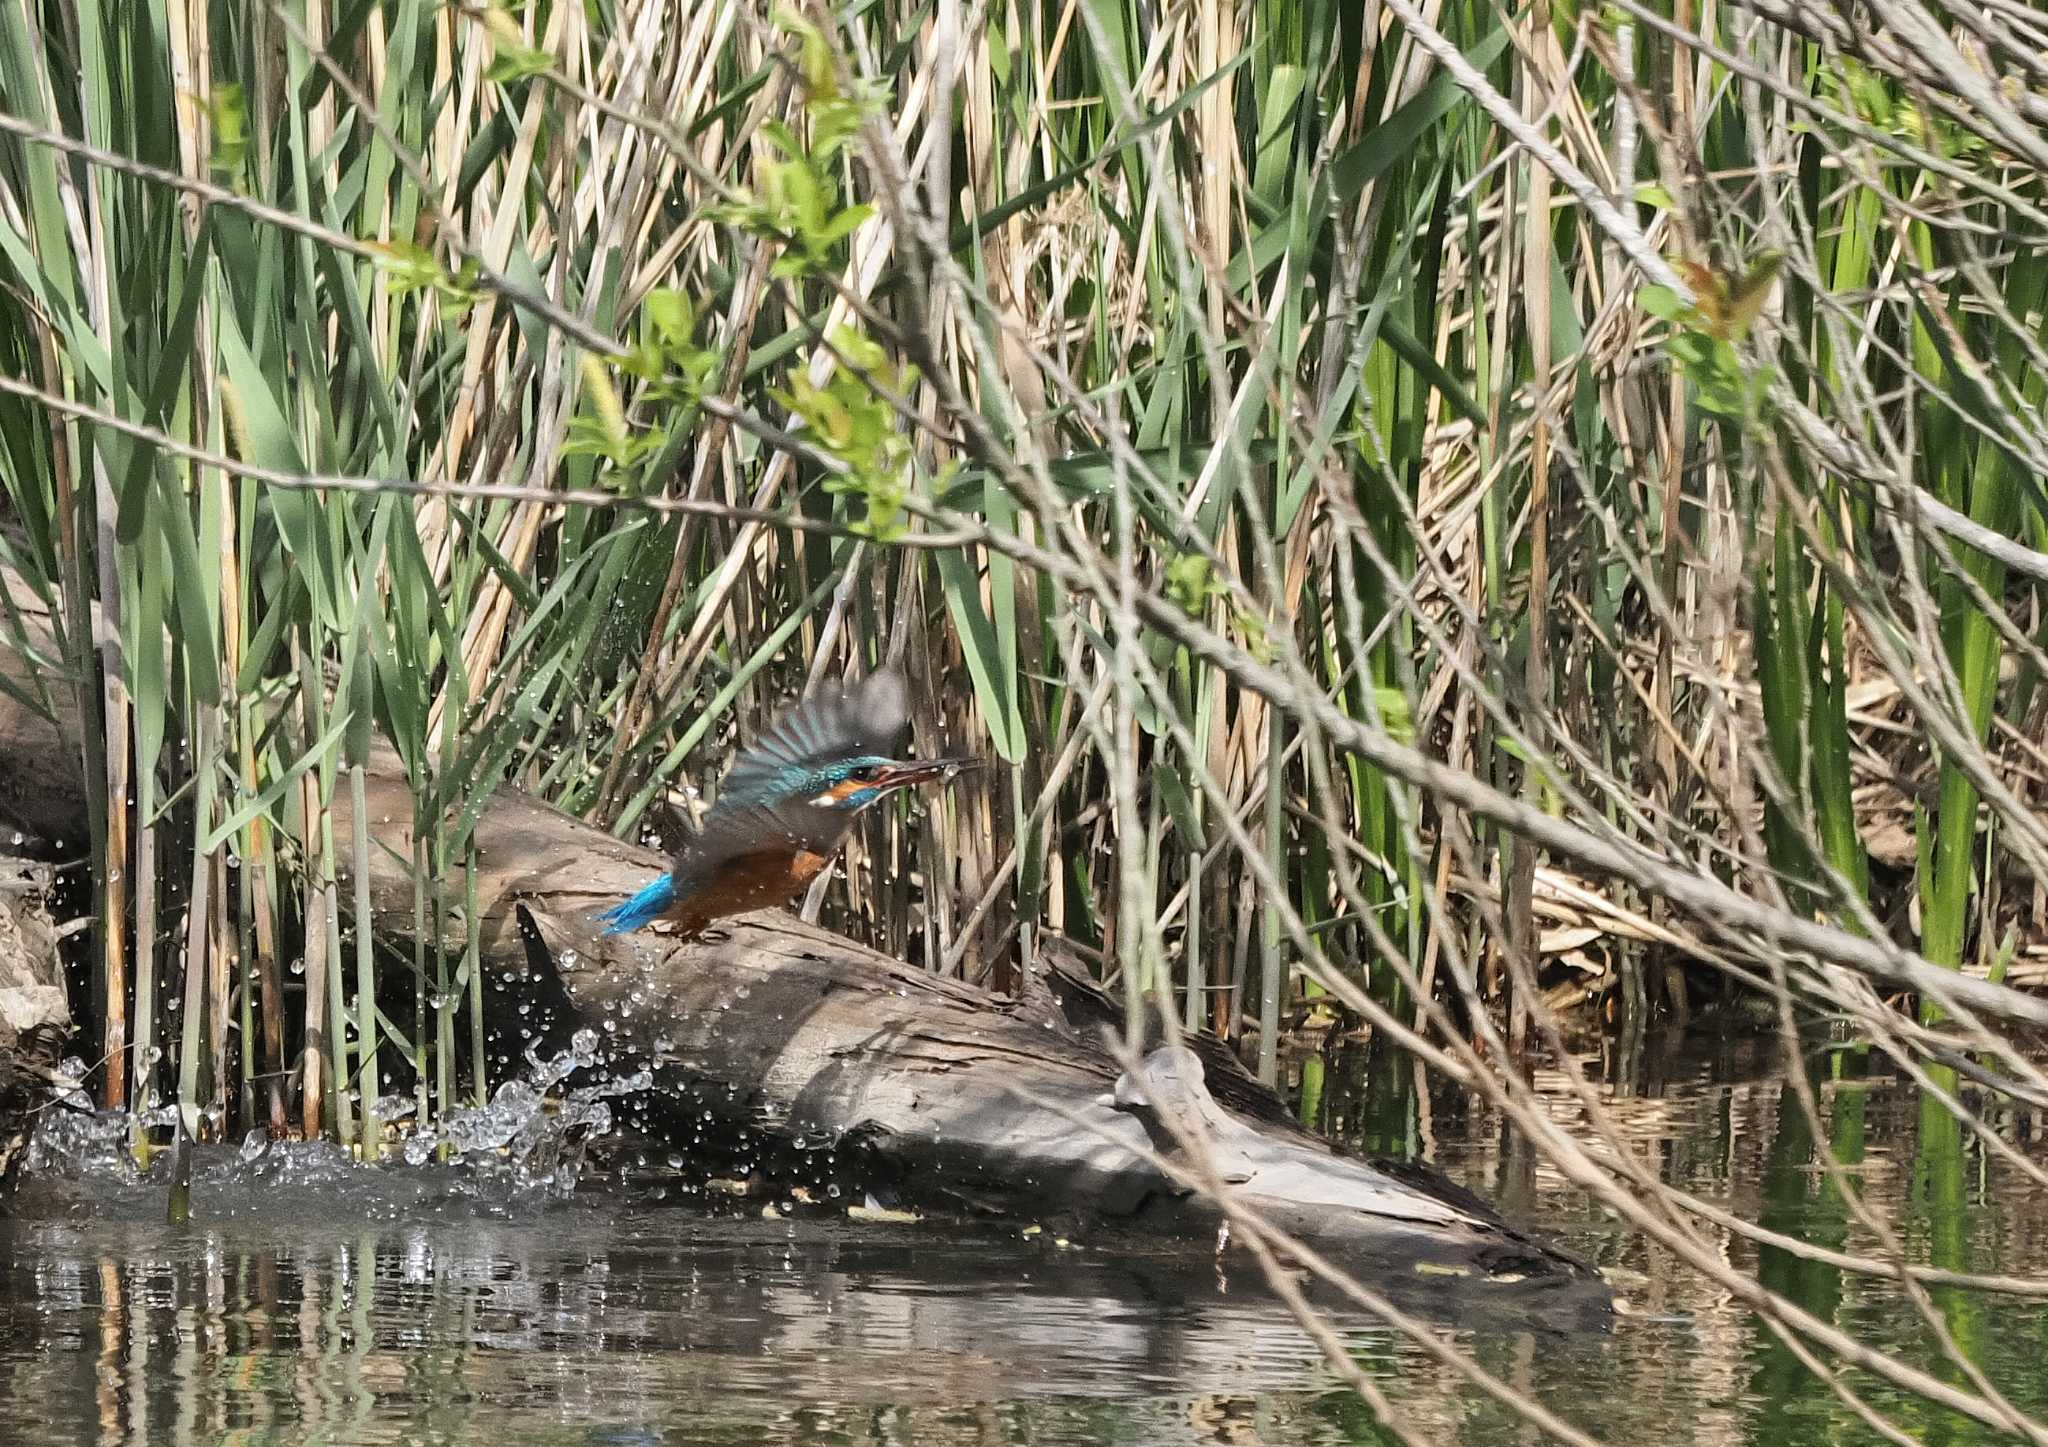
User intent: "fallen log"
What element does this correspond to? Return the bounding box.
[337,758,1599,1291]
[0,574,1607,1310]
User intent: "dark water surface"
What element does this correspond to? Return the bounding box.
[4,1025,2046,1446]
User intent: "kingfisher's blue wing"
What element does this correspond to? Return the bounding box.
[719,667,911,810]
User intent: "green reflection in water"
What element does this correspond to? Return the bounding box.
[1916,1063,1983,1447]
[1744,1032,1863,1445]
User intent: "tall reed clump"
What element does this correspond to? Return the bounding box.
[0,2,2040,1161]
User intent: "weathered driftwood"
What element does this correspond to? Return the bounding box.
[0,856,68,1190]
[0,573,1606,1307]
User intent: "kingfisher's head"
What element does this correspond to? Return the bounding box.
[791,754,975,813]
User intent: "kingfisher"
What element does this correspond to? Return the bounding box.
[596,666,972,939]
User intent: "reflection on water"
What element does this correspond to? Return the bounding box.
[4,1025,2046,1445]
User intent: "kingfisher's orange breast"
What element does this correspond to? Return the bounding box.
[661,847,832,938]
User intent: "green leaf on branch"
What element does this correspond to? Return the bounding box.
[482,5,554,84]
[209,84,249,182]
[1165,552,1224,617]
[775,327,919,541]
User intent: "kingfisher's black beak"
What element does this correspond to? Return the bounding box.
[873,756,981,789]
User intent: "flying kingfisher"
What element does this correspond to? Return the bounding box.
[596,667,972,939]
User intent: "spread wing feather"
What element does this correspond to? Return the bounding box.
[718,667,911,810]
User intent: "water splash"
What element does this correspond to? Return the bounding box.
[23,1104,133,1181]
[397,1027,653,1195]
[372,1094,419,1123]
[18,1030,653,1217]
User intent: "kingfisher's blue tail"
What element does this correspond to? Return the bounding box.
[594,874,677,935]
